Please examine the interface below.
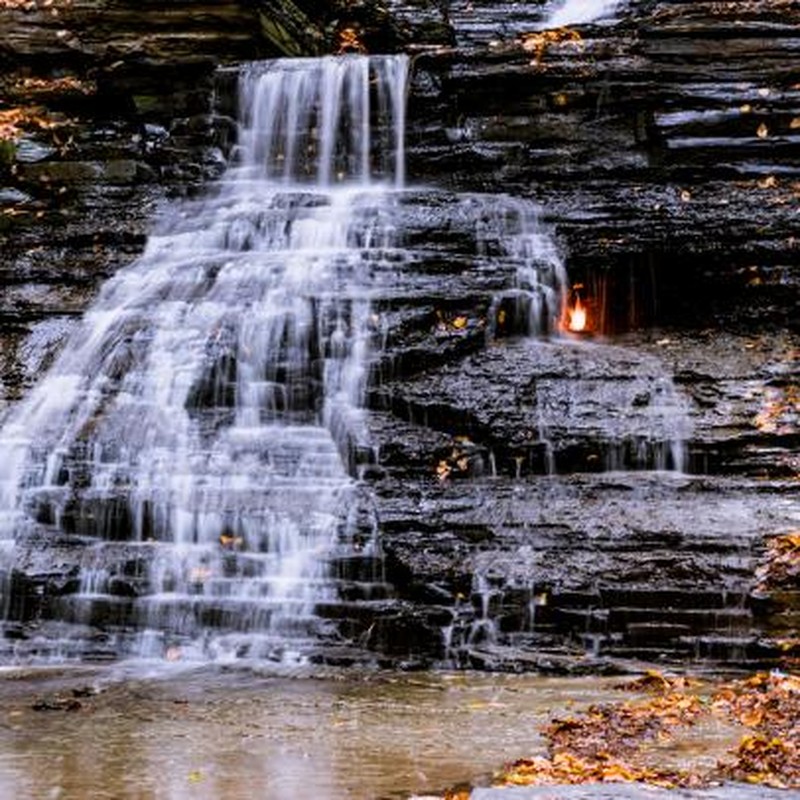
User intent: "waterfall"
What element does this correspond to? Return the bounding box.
[0,51,689,669]
[0,56,408,663]
[545,0,625,28]
[471,194,568,338]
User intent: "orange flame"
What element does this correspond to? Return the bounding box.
[567,295,587,332]
[336,27,367,54]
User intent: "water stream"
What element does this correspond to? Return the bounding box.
[545,0,626,28]
[0,57,410,663]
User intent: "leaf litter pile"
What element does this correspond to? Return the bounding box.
[754,531,800,661]
[757,531,800,592]
[443,670,800,797]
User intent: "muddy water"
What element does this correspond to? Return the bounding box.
[0,666,746,800]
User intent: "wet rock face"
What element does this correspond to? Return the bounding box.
[2,1,798,671]
[0,0,424,408]
[363,0,799,670]
[366,326,798,671]
[405,0,800,334]
[0,0,335,406]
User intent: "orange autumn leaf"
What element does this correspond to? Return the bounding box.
[520,28,583,66]
[739,708,764,727]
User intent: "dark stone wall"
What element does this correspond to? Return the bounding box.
[1,0,798,671]
[404,0,800,333]
[365,0,800,670]
[0,0,331,404]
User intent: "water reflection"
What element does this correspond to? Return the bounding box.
[0,667,636,800]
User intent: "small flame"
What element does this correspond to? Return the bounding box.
[568,295,587,332]
[336,27,366,54]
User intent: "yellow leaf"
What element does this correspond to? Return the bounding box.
[452,316,468,329]
[600,762,638,782]
[757,123,769,139]
[444,789,471,800]
[520,28,582,65]
[782,532,800,548]
[740,708,764,727]
[336,27,366,54]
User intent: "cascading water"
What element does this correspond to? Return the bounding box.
[0,50,689,669]
[0,56,407,663]
[545,0,626,28]
[472,195,568,339]
[442,0,628,49]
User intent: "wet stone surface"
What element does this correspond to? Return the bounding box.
[471,785,793,800]
[363,323,798,671]
[1,1,798,672]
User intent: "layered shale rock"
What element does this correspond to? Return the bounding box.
[0,0,385,405]
[1,0,798,671]
[361,0,800,669]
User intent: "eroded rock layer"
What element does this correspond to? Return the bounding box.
[1,0,798,670]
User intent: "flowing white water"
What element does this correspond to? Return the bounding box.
[0,56,408,662]
[471,194,568,338]
[0,51,689,668]
[546,0,625,28]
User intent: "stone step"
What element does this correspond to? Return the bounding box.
[328,553,386,583]
[606,606,753,632]
[52,591,401,633]
[545,588,750,611]
[595,587,750,610]
[541,607,752,637]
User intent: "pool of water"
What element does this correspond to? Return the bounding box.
[0,664,746,800]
